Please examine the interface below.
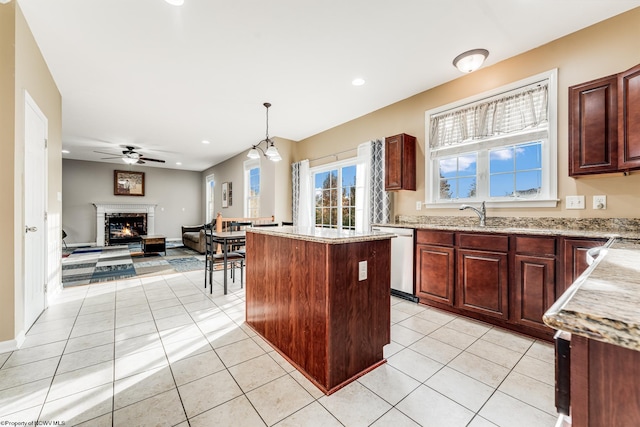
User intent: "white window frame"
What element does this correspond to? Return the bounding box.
[310,158,360,230]
[205,174,215,223]
[244,158,260,217]
[424,69,558,209]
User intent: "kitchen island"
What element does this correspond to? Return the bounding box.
[245,226,392,395]
[543,239,640,427]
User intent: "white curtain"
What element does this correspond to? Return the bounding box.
[355,143,371,232]
[292,159,313,227]
[430,83,548,149]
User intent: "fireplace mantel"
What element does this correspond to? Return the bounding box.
[93,203,157,246]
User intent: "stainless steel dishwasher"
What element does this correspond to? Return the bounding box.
[372,226,417,302]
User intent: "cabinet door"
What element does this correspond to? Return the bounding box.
[385,133,416,191]
[415,244,454,305]
[568,75,618,176]
[561,238,607,295]
[618,63,640,170]
[456,249,508,320]
[513,254,556,332]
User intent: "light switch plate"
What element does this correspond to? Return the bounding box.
[358,261,367,281]
[416,201,422,211]
[566,195,585,209]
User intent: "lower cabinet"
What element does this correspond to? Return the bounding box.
[415,244,454,305]
[457,249,509,320]
[415,230,607,340]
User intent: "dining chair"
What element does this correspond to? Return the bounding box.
[204,226,245,293]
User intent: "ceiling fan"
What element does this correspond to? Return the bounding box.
[95,145,166,165]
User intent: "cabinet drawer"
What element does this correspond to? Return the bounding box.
[515,236,557,256]
[458,233,509,252]
[416,230,455,246]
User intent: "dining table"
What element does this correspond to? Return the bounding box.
[209,230,246,295]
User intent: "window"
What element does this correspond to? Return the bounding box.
[244,159,260,217]
[426,70,557,208]
[205,174,215,223]
[312,161,358,229]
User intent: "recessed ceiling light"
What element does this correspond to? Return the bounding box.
[352,78,365,86]
[62,149,70,154]
[176,162,182,165]
[164,0,184,5]
[201,140,210,144]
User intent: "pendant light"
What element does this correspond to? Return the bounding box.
[247,102,282,162]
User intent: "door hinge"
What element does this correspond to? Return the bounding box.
[44,283,48,293]
[44,212,48,221]
[44,138,48,148]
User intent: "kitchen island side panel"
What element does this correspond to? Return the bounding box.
[246,231,391,393]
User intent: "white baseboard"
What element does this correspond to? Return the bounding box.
[0,330,25,353]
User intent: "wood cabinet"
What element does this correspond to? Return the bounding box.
[415,230,454,305]
[568,335,640,426]
[385,133,416,191]
[618,63,640,170]
[561,238,606,295]
[513,236,557,333]
[569,75,618,176]
[415,231,609,340]
[569,63,640,176]
[456,234,509,320]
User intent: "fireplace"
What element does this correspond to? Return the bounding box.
[106,213,147,245]
[93,203,157,247]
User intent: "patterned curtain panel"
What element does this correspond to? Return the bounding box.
[369,139,390,224]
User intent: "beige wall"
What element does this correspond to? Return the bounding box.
[0,2,17,345]
[0,2,62,345]
[201,138,295,223]
[62,159,203,244]
[296,7,640,219]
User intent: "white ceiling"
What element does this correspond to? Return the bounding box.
[17,0,640,171]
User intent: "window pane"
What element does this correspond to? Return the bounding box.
[440,178,453,199]
[342,165,356,187]
[459,177,476,198]
[490,173,514,197]
[516,142,542,170]
[490,148,515,173]
[439,158,458,178]
[323,189,331,206]
[315,172,328,189]
[330,207,337,226]
[516,170,541,197]
[458,154,477,176]
[329,171,338,188]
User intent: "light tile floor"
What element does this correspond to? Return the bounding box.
[0,269,558,426]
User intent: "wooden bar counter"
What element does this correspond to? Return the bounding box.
[245,226,392,395]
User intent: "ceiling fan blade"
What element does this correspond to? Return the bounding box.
[140,157,165,163]
[136,159,146,164]
[100,156,122,160]
[94,150,120,156]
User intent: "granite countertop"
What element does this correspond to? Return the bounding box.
[543,238,640,352]
[247,226,395,244]
[379,216,640,239]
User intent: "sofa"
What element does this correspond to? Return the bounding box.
[181,224,209,254]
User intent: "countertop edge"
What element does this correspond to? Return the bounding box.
[247,227,394,244]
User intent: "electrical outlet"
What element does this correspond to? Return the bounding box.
[358,261,367,281]
[566,195,585,209]
[416,201,422,211]
[593,195,607,210]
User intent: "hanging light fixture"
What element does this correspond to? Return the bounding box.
[453,49,489,73]
[247,102,282,162]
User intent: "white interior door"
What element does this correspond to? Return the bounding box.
[24,92,47,330]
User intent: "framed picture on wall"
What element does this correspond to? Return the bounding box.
[114,170,145,196]
[222,181,232,207]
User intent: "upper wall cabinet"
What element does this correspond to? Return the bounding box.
[619,63,640,170]
[385,133,416,191]
[569,63,640,176]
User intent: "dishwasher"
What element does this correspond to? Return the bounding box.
[371,226,417,302]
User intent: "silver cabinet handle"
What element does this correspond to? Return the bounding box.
[25,226,38,233]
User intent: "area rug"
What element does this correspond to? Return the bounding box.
[62,242,205,287]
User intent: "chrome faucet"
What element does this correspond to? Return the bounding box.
[459,201,486,227]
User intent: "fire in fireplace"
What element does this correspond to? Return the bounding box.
[106,213,147,245]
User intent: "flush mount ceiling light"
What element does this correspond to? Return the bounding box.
[352,78,366,86]
[164,0,184,6]
[453,48,489,73]
[247,102,282,162]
